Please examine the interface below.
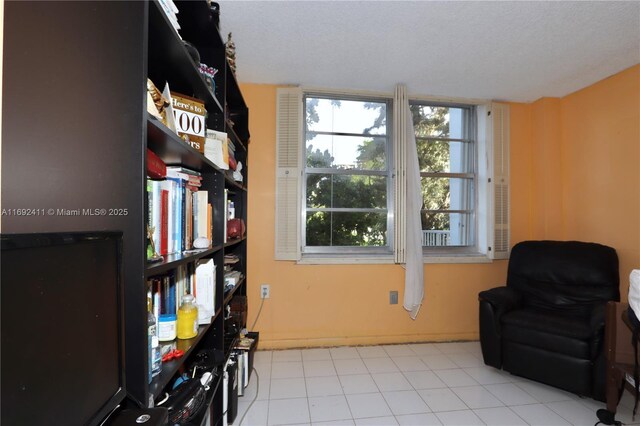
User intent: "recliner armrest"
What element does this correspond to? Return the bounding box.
[479,286,522,314]
[589,302,607,359]
[478,286,521,369]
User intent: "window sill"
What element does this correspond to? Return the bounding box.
[423,254,492,264]
[296,253,493,265]
[297,255,395,265]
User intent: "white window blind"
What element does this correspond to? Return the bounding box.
[490,103,510,259]
[275,87,302,260]
[477,102,510,259]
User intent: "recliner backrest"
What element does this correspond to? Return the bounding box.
[506,240,620,316]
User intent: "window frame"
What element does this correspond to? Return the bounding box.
[409,100,480,256]
[301,92,394,256]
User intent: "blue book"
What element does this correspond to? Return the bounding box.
[166,177,183,254]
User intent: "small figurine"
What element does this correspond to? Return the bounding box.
[199,63,218,94]
[147,225,163,263]
[225,32,237,75]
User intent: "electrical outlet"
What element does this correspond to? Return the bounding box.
[390,290,398,305]
[261,284,270,299]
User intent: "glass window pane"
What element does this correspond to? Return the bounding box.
[306,97,387,135]
[306,174,331,208]
[307,174,387,209]
[410,105,468,139]
[333,175,386,208]
[306,135,386,170]
[333,212,387,246]
[416,140,474,174]
[306,211,388,247]
[420,213,474,247]
[306,212,332,246]
[421,177,474,211]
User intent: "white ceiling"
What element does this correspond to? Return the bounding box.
[218,1,640,103]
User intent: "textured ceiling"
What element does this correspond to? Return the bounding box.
[217,1,640,102]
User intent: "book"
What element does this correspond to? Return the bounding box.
[195,259,216,325]
[149,181,162,255]
[160,189,169,255]
[166,166,201,176]
[207,203,213,242]
[205,129,229,169]
[147,149,167,179]
[157,0,181,36]
[196,191,208,240]
[161,179,175,254]
[224,254,240,265]
[185,187,193,250]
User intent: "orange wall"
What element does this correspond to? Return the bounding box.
[243,84,519,349]
[530,98,564,239]
[523,65,640,295]
[241,64,640,348]
[559,65,640,295]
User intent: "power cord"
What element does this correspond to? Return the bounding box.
[237,367,259,426]
[235,287,264,424]
[250,294,266,331]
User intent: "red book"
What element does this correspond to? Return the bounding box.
[147,148,167,179]
[160,189,169,255]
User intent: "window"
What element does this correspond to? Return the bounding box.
[409,103,476,251]
[274,86,510,263]
[303,94,393,254]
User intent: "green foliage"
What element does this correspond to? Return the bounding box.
[305,98,319,128]
[411,105,452,231]
[305,144,387,246]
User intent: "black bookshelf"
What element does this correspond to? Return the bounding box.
[142,0,251,420]
[2,1,251,419]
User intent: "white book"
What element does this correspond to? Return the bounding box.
[160,179,175,254]
[195,259,216,325]
[196,191,209,240]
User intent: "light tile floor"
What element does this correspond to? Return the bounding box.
[233,342,640,425]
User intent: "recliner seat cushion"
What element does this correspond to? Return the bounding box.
[501,308,592,359]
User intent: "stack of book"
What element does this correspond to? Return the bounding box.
[147,162,213,257]
[228,139,237,170]
[205,129,229,170]
[158,0,181,37]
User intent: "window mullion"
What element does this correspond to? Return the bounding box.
[306,168,388,176]
[421,172,475,179]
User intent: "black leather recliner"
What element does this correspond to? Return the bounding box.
[479,240,619,401]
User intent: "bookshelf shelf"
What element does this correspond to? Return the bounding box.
[224,174,246,191]
[147,117,224,174]
[149,323,212,398]
[224,236,246,249]
[145,246,223,276]
[225,120,247,153]
[223,277,245,306]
